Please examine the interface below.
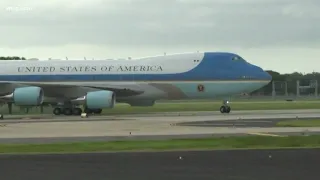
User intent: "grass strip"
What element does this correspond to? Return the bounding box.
[1,135,320,154]
[5,101,320,115]
[277,119,320,127]
[101,101,320,114]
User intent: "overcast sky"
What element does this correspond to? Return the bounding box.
[0,0,319,73]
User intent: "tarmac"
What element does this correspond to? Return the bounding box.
[1,109,320,180]
[177,117,318,127]
[1,148,319,180]
[0,109,320,143]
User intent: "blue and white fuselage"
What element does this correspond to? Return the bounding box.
[0,52,271,115]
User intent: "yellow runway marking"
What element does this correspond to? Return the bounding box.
[247,132,285,137]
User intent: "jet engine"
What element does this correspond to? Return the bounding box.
[13,86,44,106]
[85,90,115,109]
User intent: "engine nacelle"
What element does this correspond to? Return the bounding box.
[85,90,115,109]
[13,86,44,106]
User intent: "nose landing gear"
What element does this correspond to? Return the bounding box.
[220,100,231,113]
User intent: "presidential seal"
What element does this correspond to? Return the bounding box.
[197,84,205,92]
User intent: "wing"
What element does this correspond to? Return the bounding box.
[0,81,144,102]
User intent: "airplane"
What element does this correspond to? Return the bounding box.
[0,52,271,117]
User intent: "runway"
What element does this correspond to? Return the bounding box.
[0,109,319,143]
[1,148,319,180]
[1,110,319,180]
[177,117,319,128]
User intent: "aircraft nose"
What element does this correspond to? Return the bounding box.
[248,64,272,81]
[257,68,272,81]
[263,71,272,81]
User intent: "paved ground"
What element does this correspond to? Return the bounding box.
[2,109,320,119]
[176,117,319,127]
[0,148,319,180]
[0,109,320,143]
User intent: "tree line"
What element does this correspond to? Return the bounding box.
[0,56,26,60]
[253,70,320,95]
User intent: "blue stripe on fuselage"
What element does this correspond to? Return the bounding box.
[0,52,268,82]
[172,81,269,98]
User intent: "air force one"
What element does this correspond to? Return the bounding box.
[0,52,271,116]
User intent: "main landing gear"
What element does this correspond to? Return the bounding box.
[220,100,231,113]
[53,107,82,115]
[53,107,102,116]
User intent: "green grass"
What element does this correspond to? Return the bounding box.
[3,100,320,115]
[100,101,320,115]
[277,119,320,127]
[1,135,320,154]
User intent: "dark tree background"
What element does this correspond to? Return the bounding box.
[252,70,320,95]
[0,56,26,60]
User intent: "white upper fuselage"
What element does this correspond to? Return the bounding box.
[0,52,271,101]
[0,53,204,76]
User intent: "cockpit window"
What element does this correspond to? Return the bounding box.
[232,56,246,62]
[232,56,241,61]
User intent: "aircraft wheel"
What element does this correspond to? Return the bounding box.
[93,109,102,114]
[84,108,93,114]
[225,106,231,113]
[73,108,82,115]
[53,108,61,115]
[220,106,231,113]
[220,106,226,113]
[63,108,73,115]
